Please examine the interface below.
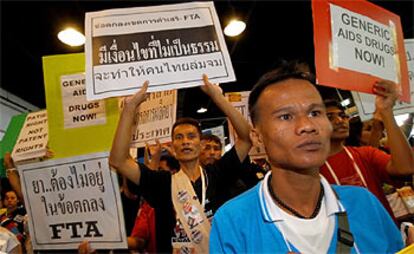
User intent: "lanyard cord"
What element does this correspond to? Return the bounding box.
[199,166,206,208]
[324,147,368,187]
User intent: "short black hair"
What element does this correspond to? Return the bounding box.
[323,99,345,112]
[201,134,222,148]
[345,116,362,146]
[248,60,316,124]
[172,117,202,138]
[2,189,18,201]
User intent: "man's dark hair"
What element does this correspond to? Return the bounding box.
[1,189,18,202]
[172,117,202,138]
[248,60,316,124]
[323,99,346,112]
[345,116,362,147]
[201,134,222,148]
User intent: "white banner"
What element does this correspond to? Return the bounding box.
[12,110,48,163]
[61,73,107,129]
[18,152,127,250]
[330,4,397,82]
[352,39,414,121]
[85,1,235,100]
[119,90,177,148]
[225,91,266,159]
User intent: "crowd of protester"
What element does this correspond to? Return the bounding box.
[1,62,414,253]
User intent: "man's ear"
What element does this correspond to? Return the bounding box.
[250,127,263,147]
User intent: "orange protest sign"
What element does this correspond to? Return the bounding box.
[312,0,410,102]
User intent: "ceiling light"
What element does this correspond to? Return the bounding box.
[224,20,246,37]
[58,28,85,46]
[197,107,207,113]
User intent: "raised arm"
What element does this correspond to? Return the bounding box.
[400,113,414,138]
[373,80,414,175]
[146,139,162,170]
[365,112,384,148]
[201,74,252,162]
[109,82,149,184]
[3,152,23,202]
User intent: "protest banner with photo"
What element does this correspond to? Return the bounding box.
[18,152,126,250]
[352,39,414,121]
[225,91,266,159]
[119,90,177,148]
[312,0,410,102]
[11,110,48,163]
[43,53,120,159]
[61,73,107,129]
[85,1,235,100]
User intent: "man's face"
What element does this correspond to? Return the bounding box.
[326,106,350,141]
[172,124,201,162]
[252,79,332,171]
[200,140,222,166]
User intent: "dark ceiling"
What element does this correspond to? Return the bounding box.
[1,0,413,129]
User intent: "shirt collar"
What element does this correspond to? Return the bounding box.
[259,171,345,222]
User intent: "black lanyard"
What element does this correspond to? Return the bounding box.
[334,192,354,253]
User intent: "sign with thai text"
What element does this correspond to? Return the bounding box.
[119,90,177,147]
[18,152,127,250]
[352,39,414,121]
[85,1,235,100]
[11,110,48,163]
[61,73,107,129]
[312,0,410,102]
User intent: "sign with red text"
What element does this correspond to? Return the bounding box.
[61,73,107,129]
[11,110,48,163]
[85,1,235,100]
[312,0,410,102]
[352,39,414,121]
[18,152,127,250]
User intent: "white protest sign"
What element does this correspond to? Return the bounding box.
[225,91,266,159]
[330,4,397,82]
[352,39,414,121]
[85,1,235,100]
[61,73,107,129]
[18,152,127,250]
[119,90,177,148]
[12,110,48,163]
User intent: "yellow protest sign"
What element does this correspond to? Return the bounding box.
[43,53,120,158]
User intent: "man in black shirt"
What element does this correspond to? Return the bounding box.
[110,75,251,253]
[200,133,264,204]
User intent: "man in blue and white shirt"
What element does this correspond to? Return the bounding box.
[210,61,403,253]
